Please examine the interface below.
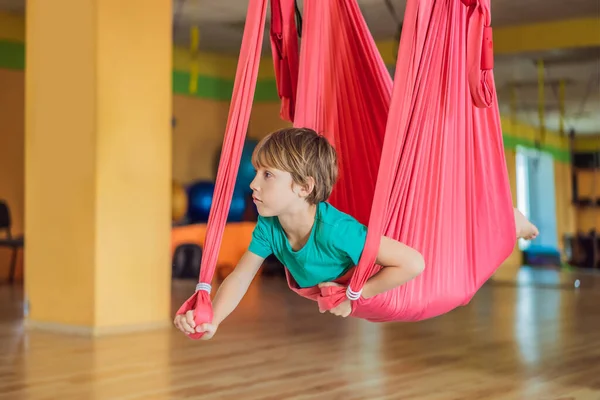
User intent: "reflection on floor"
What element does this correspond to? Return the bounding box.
[491,264,600,290]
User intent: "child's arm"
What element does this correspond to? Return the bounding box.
[175,250,264,338]
[211,251,265,325]
[361,236,425,299]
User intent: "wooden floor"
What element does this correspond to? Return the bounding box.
[1,266,600,400]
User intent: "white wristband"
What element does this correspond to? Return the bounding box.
[346,286,362,301]
[195,283,212,294]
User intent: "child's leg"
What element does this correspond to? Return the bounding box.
[514,208,539,240]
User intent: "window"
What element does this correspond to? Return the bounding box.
[515,145,558,252]
[516,146,531,250]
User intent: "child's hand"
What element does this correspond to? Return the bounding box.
[173,310,196,335]
[318,282,352,318]
[195,323,218,340]
[327,298,352,317]
[173,310,219,340]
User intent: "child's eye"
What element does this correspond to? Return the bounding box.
[264,171,273,178]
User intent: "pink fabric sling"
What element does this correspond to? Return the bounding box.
[177,0,516,338]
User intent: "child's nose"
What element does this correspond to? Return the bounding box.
[249,176,258,191]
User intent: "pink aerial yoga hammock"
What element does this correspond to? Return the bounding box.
[177,0,516,338]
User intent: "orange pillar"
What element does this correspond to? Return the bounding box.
[25,0,172,334]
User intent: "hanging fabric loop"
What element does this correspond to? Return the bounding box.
[464,0,495,108]
[481,26,494,70]
[270,0,300,121]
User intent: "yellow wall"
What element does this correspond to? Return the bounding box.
[575,169,600,201]
[0,69,24,280]
[172,96,229,183]
[566,136,600,233]
[172,96,289,185]
[574,169,600,232]
[554,160,576,249]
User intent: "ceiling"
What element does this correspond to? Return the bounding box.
[1,0,599,135]
[170,0,600,51]
[171,0,600,135]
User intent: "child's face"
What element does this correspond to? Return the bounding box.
[250,166,309,217]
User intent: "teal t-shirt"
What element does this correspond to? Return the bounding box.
[248,202,368,288]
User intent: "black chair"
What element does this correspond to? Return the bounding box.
[0,200,24,283]
[172,243,202,279]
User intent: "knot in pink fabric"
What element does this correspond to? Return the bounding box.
[176,289,214,340]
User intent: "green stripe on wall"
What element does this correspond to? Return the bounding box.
[503,134,570,162]
[255,79,281,102]
[0,39,281,102]
[172,70,280,102]
[0,39,25,70]
[172,70,234,101]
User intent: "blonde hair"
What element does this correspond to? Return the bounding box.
[251,127,338,204]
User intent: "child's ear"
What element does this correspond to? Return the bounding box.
[304,177,315,196]
[299,177,315,198]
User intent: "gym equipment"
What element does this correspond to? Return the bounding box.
[214,139,259,195]
[172,180,188,222]
[187,180,247,223]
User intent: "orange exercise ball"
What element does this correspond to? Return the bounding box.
[172,180,188,222]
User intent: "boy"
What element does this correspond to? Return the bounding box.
[174,127,538,339]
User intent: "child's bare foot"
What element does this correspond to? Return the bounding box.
[514,208,539,240]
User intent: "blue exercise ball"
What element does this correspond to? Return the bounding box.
[228,189,247,222]
[187,181,247,224]
[235,139,259,194]
[214,139,259,195]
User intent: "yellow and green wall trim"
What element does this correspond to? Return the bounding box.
[0,37,574,160]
